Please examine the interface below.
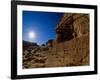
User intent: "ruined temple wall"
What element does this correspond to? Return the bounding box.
[56,13,89,41]
[52,13,90,65]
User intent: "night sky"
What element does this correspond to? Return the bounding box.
[23,11,63,45]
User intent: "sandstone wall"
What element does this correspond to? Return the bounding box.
[53,13,90,66]
[56,13,89,43]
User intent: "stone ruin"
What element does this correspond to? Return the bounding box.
[46,39,53,47]
[52,13,90,66]
[56,13,89,43]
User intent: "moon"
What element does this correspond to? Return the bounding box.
[29,31,35,39]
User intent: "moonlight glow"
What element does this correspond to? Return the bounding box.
[29,31,35,39]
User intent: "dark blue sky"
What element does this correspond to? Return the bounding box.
[23,11,63,45]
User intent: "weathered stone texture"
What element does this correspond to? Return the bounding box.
[56,13,89,43]
[53,13,90,66]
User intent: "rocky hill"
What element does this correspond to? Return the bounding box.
[23,40,50,68]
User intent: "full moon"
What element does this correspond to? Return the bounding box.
[29,31,35,39]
